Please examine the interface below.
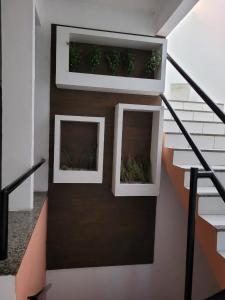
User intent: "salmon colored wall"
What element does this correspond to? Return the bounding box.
[16,200,47,300]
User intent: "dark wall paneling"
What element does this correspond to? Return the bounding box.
[47,25,161,270]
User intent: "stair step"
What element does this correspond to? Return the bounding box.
[198,196,225,215]
[200,216,225,251]
[164,119,225,134]
[200,215,225,231]
[164,108,221,122]
[164,132,225,149]
[164,100,224,111]
[176,164,225,171]
[172,148,225,166]
[175,164,225,188]
[218,251,225,258]
[186,186,219,196]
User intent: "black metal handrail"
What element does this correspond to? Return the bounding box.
[167,54,225,124]
[161,91,225,300]
[161,94,225,201]
[0,159,46,260]
[27,284,51,300]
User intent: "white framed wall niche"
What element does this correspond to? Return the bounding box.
[112,103,164,196]
[54,115,105,183]
[56,26,167,95]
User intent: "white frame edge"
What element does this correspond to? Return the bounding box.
[54,114,105,184]
[56,26,167,95]
[112,103,164,197]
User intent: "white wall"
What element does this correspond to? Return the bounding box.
[47,167,218,300]
[0,276,16,300]
[2,0,36,210]
[167,0,225,104]
[33,1,218,298]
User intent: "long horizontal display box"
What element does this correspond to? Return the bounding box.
[112,103,163,196]
[54,115,105,183]
[56,26,167,95]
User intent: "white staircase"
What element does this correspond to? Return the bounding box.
[163,85,225,259]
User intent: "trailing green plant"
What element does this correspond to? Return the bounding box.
[123,50,135,75]
[145,49,162,78]
[69,44,81,71]
[88,47,102,73]
[120,155,151,183]
[105,49,121,75]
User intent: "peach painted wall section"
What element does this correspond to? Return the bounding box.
[16,200,47,300]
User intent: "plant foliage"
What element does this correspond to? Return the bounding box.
[120,155,151,183]
[88,47,102,73]
[60,145,97,171]
[69,45,81,70]
[105,49,121,75]
[145,49,162,77]
[123,50,135,75]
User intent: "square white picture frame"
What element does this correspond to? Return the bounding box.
[112,103,164,196]
[54,115,105,183]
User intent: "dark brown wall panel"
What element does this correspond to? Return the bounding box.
[47,25,161,270]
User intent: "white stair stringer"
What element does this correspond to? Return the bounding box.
[163,97,225,258]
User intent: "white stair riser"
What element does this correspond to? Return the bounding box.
[164,133,225,149]
[198,197,225,215]
[173,150,225,166]
[184,171,225,188]
[167,101,224,111]
[170,84,191,101]
[164,120,225,135]
[164,109,220,122]
[217,232,225,251]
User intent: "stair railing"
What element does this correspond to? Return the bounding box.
[161,54,225,300]
[0,158,46,260]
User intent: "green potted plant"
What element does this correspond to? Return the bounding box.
[145,49,162,78]
[88,47,102,73]
[123,50,135,76]
[105,49,121,75]
[120,155,151,183]
[69,44,81,71]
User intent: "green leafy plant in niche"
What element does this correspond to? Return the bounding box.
[145,49,162,78]
[105,49,121,75]
[60,147,75,170]
[120,155,151,183]
[60,145,97,171]
[123,50,135,75]
[69,44,81,71]
[79,145,97,170]
[88,47,102,73]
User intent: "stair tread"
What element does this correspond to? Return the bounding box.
[164,107,220,113]
[164,118,223,124]
[186,186,219,196]
[171,147,225,153]
[200,214,225,230]
[167,99,224,105]
[218,251,225,258]
[176,164,225,171]
[165,131,225,137]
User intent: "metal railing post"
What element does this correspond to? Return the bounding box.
[185,167,198,300]
[0,159,45,260]
[0,190,9,260]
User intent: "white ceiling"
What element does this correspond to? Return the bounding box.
[53,0,181,15]
[37,0,198,36]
